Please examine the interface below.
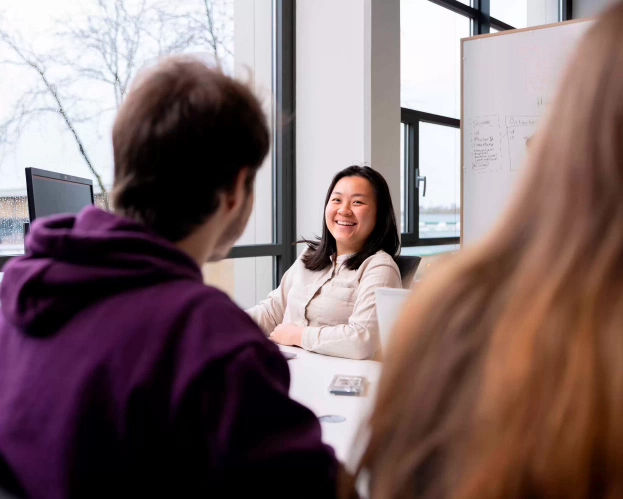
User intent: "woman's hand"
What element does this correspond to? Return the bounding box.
[270,323,304,347]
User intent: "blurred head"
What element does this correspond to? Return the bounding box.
[112,55,270,261]
[348,6,623,499]
[303,165,399,271]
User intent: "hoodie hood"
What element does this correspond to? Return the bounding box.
[0,207,202,336]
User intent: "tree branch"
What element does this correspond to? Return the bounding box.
[0,27,110,209]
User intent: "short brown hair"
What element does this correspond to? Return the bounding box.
[112,56,270,242]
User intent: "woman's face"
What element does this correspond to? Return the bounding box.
[325,175,377,255]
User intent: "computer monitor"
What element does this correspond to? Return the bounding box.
[25,168,95,223]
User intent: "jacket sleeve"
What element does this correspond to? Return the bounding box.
[246,259,297,335]
[194,343,338,498]
[301,260,402,360]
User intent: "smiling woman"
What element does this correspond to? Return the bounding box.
[246,166,402,360]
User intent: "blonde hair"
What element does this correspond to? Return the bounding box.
[348,4,623,498]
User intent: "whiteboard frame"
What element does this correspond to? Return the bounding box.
[459,18,593,246]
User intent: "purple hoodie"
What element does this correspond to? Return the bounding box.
[0,207,337,498]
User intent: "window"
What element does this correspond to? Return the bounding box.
[400,0,567,251]
[491,0,560,29]
[0,0,236,248]
[401,0,469,119]
[0,0,296,304]
[400,108,460,247]
[418,122,460,240]
[491,1,529,28]
[400,0,466,249]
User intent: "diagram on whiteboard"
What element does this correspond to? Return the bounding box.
[471,116,503,173]
[470,115,541,173]
[505,116,541,171]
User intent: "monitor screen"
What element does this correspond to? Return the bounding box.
[29,174,94,220]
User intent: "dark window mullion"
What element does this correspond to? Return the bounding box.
[273,0,296,286]
[402,108,460,128]
[428,0,478,19]
[490,17,516,31]
[561,0,573,21]
[474,0,491,34]
[413,120,422,241]
[228,244,283,259]
[402,233,460,247]
[405,122,417,234]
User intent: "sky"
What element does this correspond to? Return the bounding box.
[0,0,233,195]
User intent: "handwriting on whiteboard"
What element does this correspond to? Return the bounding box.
[505,116,541,171]
[519,44,552,96]
[471,116,503,174]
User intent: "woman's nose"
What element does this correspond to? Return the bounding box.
[338,206,352,215]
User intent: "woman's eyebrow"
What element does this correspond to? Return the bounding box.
[332,192,368,197]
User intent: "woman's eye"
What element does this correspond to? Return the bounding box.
[332,198,340,202]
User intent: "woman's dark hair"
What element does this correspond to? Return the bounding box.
[302,165,400,271]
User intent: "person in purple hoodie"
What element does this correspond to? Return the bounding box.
[0,56,337,499]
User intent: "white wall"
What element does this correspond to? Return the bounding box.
[365,0,401,232]
[527,0,559,26]
[573,0,617,18]
[296,0,365,242]
[296,0,400,244]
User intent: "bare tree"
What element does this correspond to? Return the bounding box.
[56,0,234,107]
[146,0,233,65]
[0,28,111,210]
[56,0,150,110]
[0,0,234,211]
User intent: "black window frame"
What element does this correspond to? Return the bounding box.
[401,109,461,247]
[0,0,297,287]
[228,0,296,286]
[400,0,572,248]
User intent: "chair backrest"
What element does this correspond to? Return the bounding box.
[375,287,411,354]
[0,487,21,499]
[395,255,421,288]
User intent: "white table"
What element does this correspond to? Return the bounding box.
[280,345,382,464]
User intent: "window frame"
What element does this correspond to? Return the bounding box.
[229,0,296,286]
[400,0,572,248]
[401,108,461,247]
[0,0,297,287]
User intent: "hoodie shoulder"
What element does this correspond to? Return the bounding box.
[149,280,278,361]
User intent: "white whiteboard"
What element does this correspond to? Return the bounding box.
[461,20,593,247]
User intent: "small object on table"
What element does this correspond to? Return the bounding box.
[328,374,366,396]
[318,415,346,423]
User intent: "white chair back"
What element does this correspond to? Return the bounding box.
[375,288,411,355]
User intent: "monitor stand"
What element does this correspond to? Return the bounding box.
[23,222,30,252]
